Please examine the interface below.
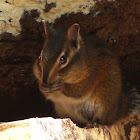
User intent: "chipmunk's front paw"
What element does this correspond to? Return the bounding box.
[85,123,99,129]
[85,123,110,135]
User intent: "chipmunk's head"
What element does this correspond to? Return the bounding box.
[33,23,88,87]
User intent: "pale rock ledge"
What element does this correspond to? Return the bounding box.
[0,0,115,36]
[0,117,140,140]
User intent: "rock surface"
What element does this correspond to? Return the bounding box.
[0,117,139,140]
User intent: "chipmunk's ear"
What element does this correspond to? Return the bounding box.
[42,20,48,39]
[67,23,80,49]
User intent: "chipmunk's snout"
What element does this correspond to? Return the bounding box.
[42,75,48,84]
[42,76,52,86]
[42,68,57,85]
[41,68,50,85]
[42,72,48,84]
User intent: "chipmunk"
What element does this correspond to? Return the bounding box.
[33,22,123,126]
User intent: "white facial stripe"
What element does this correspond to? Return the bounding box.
[47,50,67,83]
[40,50,43,62]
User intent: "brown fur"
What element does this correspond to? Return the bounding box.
[33,23,122,125]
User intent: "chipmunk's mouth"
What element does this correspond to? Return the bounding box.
[39,79,62,96]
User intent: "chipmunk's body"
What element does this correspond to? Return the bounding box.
[34,24,122,125]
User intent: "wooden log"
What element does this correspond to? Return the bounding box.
[0,116,139,140]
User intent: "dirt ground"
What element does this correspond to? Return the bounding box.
[0,0,139,122]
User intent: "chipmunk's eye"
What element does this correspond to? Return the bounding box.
[59,55,67,65]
